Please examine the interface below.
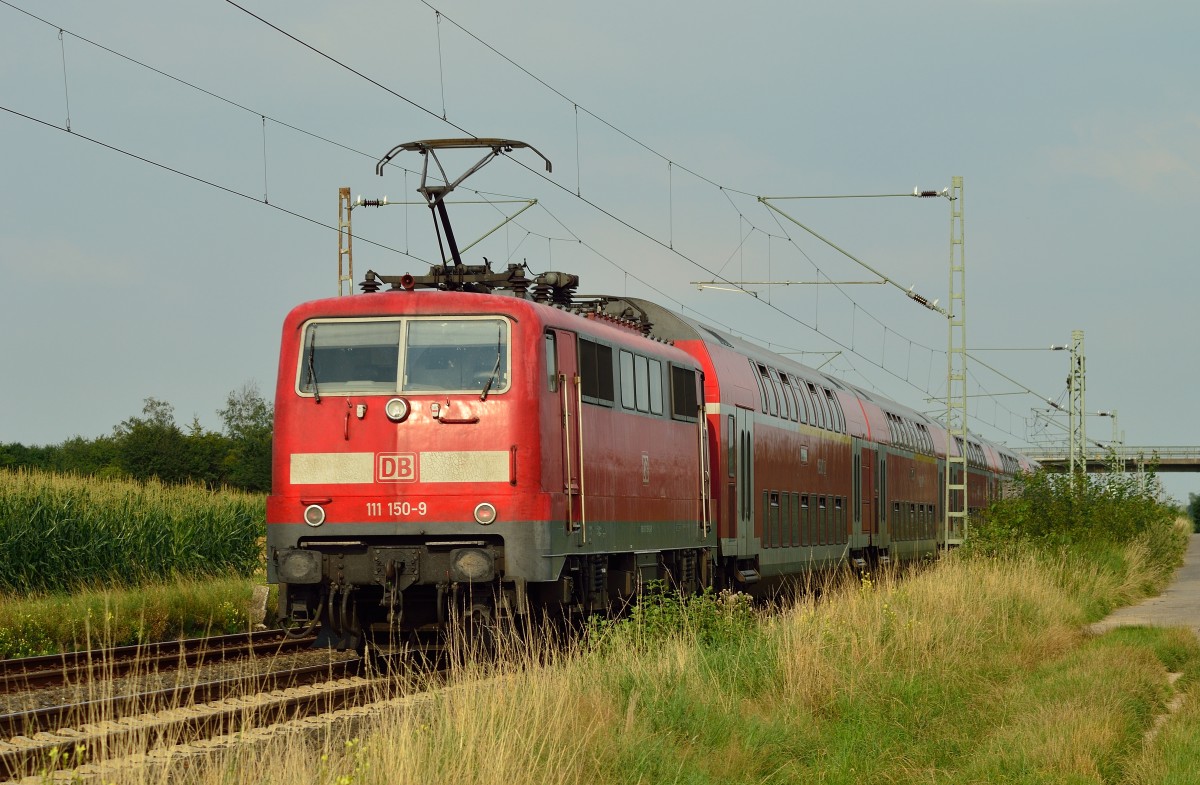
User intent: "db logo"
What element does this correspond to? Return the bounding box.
[377,453,417,482]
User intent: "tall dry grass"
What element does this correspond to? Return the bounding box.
[32,524,1200,784]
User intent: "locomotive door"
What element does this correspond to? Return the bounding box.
[733,405,755,557]
[551,329,583,537]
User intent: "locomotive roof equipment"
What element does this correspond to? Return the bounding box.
[375,138,552,274]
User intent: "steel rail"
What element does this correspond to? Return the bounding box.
[0,629,318,694]
[0,658,363,780]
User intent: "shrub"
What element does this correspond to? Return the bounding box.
[969,467,1177,557]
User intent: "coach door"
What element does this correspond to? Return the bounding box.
[854,441,878,546]
[860,444,877,544]
[551,329,583,537]
[733,405,755,557]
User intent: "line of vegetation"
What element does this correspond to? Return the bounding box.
[0,383,273,492]
[0,575,261,658]
[159,468,1195,785]
[0,468,263,596]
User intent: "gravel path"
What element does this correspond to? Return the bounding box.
[1088,533,1200,640]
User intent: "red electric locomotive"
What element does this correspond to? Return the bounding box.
[267,268,712,650]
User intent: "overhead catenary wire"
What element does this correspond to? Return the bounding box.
[5,0,1060,449]
[0,103,431,266]
[206,0,977,410]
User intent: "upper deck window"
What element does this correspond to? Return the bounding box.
[297,317,510,396]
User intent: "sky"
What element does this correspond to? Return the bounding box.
[2,1,1197,500]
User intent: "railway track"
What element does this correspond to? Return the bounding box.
[0,629,317,693]
[0,630,377,781]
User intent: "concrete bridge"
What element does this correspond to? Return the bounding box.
[1021,447,1200,473]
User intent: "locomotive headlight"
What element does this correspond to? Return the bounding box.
[384,397,411,423]
[303,504,327,527]
[473,502,497,525]
[278,549,322,584]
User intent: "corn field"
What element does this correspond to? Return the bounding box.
[0,468,263,594]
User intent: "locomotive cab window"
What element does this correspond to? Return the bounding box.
[299,320,402,395]
[403,318,510,393]
[298,316,511,397]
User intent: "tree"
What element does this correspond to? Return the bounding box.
[1188,493,1200,534]
[218,382,273,492]
[113,397,190,484]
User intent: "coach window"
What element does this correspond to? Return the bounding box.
[751,360,768,414]
[830,391,846,433]
[818,496,828,545]
[670,365,699,422]
[579,338,614,406]
[796,380,813,425]
[824,389,842,433]
[756,364,778,417]
[763,491,772,548]
[770,492,781,548]
[800,494,810,546]
[770,368,793,421]
[727,416,735,477]
[545,332,558,392]
[619,350,636,409]
[778,371,798,421]
[808,383,828,430]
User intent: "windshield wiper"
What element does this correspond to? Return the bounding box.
[479,325,503,401]
[307,326,321,404]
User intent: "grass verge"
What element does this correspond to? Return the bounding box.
[0,574,266,657]
[100,525,1196,785]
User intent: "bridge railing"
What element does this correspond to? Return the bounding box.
[1022,447,1200,461]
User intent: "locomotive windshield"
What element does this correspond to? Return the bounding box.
[298,317,510,396]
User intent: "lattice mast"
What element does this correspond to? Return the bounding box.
[1068,329,1087,474]
[338,187,354,296]
[944,176,968,546]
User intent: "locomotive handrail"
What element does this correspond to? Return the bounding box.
[560,371,581,538]
[698,403,711,537]
[436,415,480,424]
[576,373,588,545]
